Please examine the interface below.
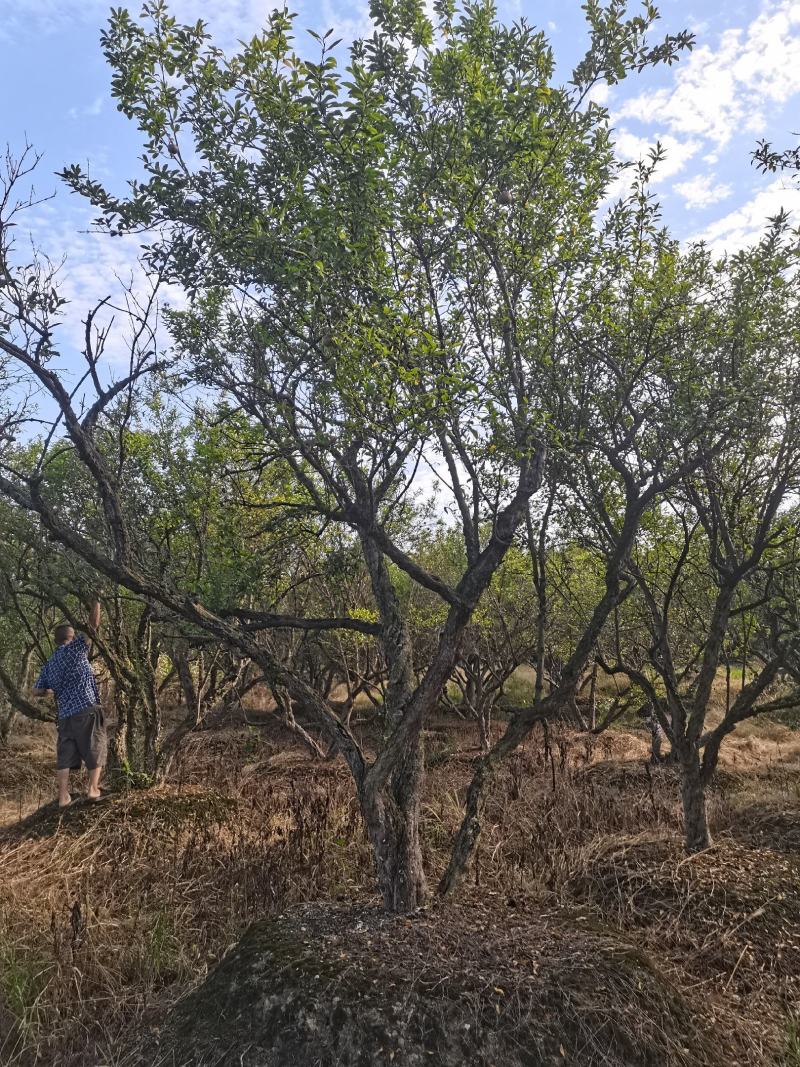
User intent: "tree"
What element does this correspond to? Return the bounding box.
[593,220,800,851]
[0,500,56,741]
[753,136,800,178]
[1,1,694,911]
[441,171,771,889]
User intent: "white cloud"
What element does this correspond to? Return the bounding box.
[690,178,800,253]
[318,0,372,47]
[618,0,800,148]
[673,174,733,209]
[0,1,104,42]
[68,96,104,121]
[0,0,371,50]
[613,130,700,181]
[0,1,262,49]
[587,82,610,106]
[599,130,699,207]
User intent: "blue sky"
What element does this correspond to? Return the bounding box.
[1,0,799,364]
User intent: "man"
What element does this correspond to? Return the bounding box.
[33,599,107,807]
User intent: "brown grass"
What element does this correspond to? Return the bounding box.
[0,764,373,1065]
[1,699,799,1065]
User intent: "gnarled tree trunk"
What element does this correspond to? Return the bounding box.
[362,733,426,912]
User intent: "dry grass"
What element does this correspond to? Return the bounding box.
[1,700,799,1065]
[0,772,373,1065]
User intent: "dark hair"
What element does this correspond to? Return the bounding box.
[54,623,74,646]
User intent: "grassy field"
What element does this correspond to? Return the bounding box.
[1,685,799,1066]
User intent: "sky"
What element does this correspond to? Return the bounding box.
[1,0,800,367]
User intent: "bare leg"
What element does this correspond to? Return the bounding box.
[57,769,71,807]
[87,766,103,799]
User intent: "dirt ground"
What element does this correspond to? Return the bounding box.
[1,688,800,1066]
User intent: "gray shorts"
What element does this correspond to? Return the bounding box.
[56,706,107,771]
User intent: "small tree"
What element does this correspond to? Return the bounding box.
[0,502,55,740]
[416,529,538,750]
[597,222,800,851]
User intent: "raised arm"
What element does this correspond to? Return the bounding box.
[32,660,52,697]
[88,597,101,633]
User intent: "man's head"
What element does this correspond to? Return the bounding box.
[54,623,75,646]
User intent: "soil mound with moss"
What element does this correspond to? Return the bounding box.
[0,787,238,842]
[139,901,728,1067]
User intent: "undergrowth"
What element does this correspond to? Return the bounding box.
[0,724,798,1066]
[0,779,371,1065]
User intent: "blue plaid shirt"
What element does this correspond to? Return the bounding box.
[35,634,100,719]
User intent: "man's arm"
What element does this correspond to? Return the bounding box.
[32,662,52,697]
[88,597,101,633]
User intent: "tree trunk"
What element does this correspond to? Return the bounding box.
[681,750,711,852]
[142,705,160,777]
[106,683,131,779]
[0,700,14,744]
[477,701,492,752]
[175,650,199,720]
[390,733,426,907]
[0,646,35,743]
[356,523,424,911]
[588,660,598,731]
[362,734,426,912]
[647,705,663,764]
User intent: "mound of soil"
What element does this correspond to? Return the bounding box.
[0,787,238,842]
[569,837,800,1003]
[730,803,800,853]
[138,901,729,1067]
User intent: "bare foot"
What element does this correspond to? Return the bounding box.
[58,796,72,808]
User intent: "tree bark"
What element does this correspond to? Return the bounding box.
[588,660,598,731]
[388,736,426,910]
[361,734,426,912]
[646,704,665,763]
[0,698,15,744]
[477,705,492,753]
[356,521,428,911]
[680,749,711,852]
[175,649,199,720]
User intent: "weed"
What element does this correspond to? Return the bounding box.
[785,1016,800,1066]
[0,940,50,1062]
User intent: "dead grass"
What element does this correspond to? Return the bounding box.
[0,773,373,1065]
[0,720,55,825]
[1,703,799,1065]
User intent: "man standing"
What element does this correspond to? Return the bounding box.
[33,599,107,807]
